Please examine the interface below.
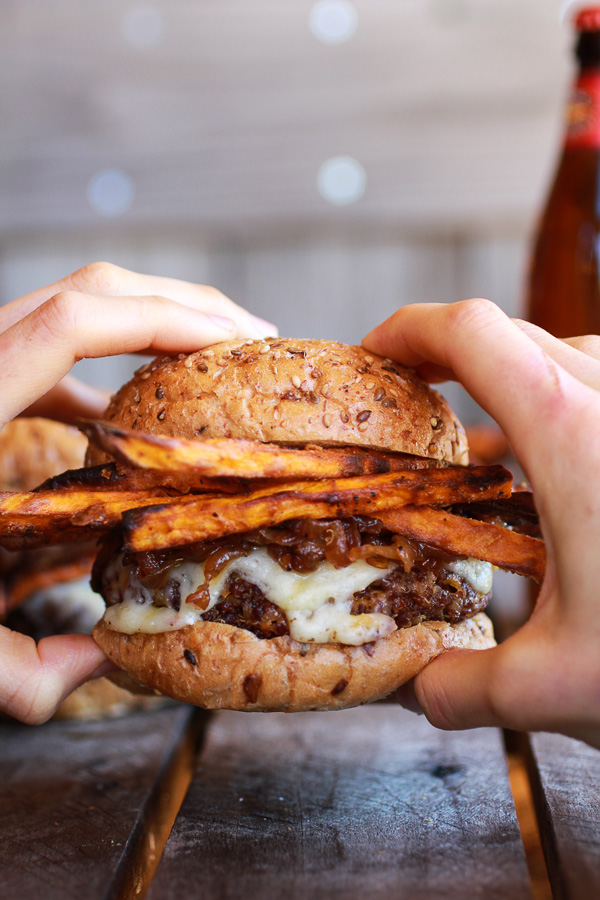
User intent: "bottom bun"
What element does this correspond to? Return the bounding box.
[92,614,495,712]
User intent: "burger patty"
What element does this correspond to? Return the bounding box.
[199,564,489,640]
[352,565,488,627]
[201,574,289,639]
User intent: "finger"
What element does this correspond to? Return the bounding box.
[362,299,596,475]
[1,261,278,340]
[0,627,112,725]
[0,291,242,423]
[413,647,502,731]
[363,302,457,383]
[513,320,600,390]
[20,375,111,424]
[413,621,600,744]
[562,334,600,362]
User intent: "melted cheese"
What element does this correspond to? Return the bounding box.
[104,602,198,634]
[104,549,398,644]
[103,549,493,645]
[206,552,385,614]
[446,558,493,595]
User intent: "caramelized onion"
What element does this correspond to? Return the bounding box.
[125,515,450,603]
[130,550,184,589]
[348,535,420,573]
[187,542,252,609]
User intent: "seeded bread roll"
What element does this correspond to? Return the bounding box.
[86,339,468,465]
[0,418,87,492]
[93,613,494,712]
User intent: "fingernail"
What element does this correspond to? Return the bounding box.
[251,315,279,338]
[361,331,378,350]
[514,319,545,339]
[401,682,424,715]
[207,314,236,332]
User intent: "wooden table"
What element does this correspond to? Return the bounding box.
[1,704,599,900]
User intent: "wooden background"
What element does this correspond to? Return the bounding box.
[0,0,577,409]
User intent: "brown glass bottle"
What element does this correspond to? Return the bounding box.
[525,7,600,337]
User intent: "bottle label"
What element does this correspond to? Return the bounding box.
[566,72,600,147]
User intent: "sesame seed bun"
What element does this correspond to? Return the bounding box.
[86,339,468,465]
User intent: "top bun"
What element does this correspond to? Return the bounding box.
[90,339,468,465]
[0,418,87,492]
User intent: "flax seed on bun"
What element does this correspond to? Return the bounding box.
[90,338,495,713]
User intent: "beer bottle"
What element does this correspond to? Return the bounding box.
[525,7,600,337]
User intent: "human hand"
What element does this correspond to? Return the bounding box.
[0,261,277,724]
[363,299,600,748]
[0,260,276,427]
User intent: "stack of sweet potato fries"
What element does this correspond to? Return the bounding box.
[0,421,545,587]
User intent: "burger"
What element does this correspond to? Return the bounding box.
[0,418,94,624]
[87,338,501,712]
[0,417,161,720]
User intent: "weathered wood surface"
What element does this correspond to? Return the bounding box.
[149,706,532,900]
[12,702,600,900]
[0,704,202,900]
[526,732,600,900]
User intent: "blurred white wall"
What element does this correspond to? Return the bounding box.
[0,0,581,420]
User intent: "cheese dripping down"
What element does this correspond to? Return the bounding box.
[102,548,493,645]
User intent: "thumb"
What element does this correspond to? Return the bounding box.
[413,626,570,736]
[21,375,111,423]
[0,628,113,725]
[413,646,505,732]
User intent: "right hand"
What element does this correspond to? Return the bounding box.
[363,299,600,748]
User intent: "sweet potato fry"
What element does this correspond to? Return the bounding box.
[123,465,512,552]
[0,490,205,550]
[81,420,447,480]
[451,491,540,537]
[377,505,546,583]
[37,463,127,492]
[38,462,251,495]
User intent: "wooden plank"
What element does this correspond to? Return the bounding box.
[526,732,600,900]
[506,749,552,900]
[0,705,207,900]
[149,706,532,900]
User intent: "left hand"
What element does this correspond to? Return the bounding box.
[0,261,278,723]
[1,260,276,427]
